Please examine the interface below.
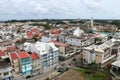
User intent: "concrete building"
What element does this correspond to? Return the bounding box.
[41,36,52,43]
[65,27,94,47]
[5,46,19,55]
[51,40,69,57]
[110,57,120,79]
[23,42,59,72]
[0,50,13,80]
[73,27,84,37]
[82,40,116,67]
[0,60,12,80]
[17,51,32,77]
[29,53,42,76]
[9,53,20,76]
[34,42,59,71]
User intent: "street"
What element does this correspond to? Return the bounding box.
[13,53,81,80]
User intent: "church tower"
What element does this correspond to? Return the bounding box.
[91,17,93,27]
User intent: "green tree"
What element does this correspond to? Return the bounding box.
[94,37,101,43]
[33,35,39,42]
[88,62,99,73]
[45,77,51,80]
[108,35,112,40]
[44,24,51,29]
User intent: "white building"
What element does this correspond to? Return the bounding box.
[23,42,59,71]
[83,40,116,67]
[41,36,52,43]
[111,56,120,79]
[0,60,12,80]
[73,27,84,37]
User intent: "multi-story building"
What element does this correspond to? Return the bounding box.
[5,46,19,55]
[110,56,120,79]
[0,51,12,80]
[0,50,13,80]
[17,51,32,77]
[34,42,59,71]
[82,40,116,67]
[9,53,20,76]
[52,41,69,57]
[29,53,42,76]
[65,27,94,47]
[23,42,59,71]
[0,60,12,80]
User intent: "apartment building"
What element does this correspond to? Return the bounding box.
[17,51,32,77]
[82,40,116,67]
[29,53,42,75]
[9,53,20,75]
[0,60,12,80]
[23,42,59,71]
[34,42,59,71]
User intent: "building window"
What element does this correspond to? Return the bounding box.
[4,72,9,76]
[43,54,47,57]
[96,55,98,56]
[13,69,15,72]
[84,55,85,57]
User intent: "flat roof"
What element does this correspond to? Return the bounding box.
[112,60,120,67]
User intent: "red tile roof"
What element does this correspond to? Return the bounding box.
[18,52,29,59]
[6,46,17,51]
[27,31,34,38]
[50,40,69,47]
[54,42,69,47]
[50,40,56,42]
[10,53,19,60]
[50,29,62,34]
[31,27,38,32]
[29,53,39,60]
[0,50,5,56]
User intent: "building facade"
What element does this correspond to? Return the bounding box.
[34,42,59,71]
[82,40,116,67]
[23,42,59,72]
[0,61,12,80]
[9,53,20,76]
[17,52,32,77]
[29,53,42,76]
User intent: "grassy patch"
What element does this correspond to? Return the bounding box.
[55,69,83,80]
[75,68,108,80]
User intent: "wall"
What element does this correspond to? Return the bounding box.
[59,46,65,56]
[65,37,81,46]
[0,66,12,80]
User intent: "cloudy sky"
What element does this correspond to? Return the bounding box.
[0,0,119,20]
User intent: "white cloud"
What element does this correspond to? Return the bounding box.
[82,0,103,10]
[0,0,119,20]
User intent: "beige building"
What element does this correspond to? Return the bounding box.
[51,41,69,57]
[9,53,20,76]
[29,53,42,75]
[82,40,116,67]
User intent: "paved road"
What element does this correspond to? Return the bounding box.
[28,69,55,80]
[13,53,81,80]
[59,53,81,67]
